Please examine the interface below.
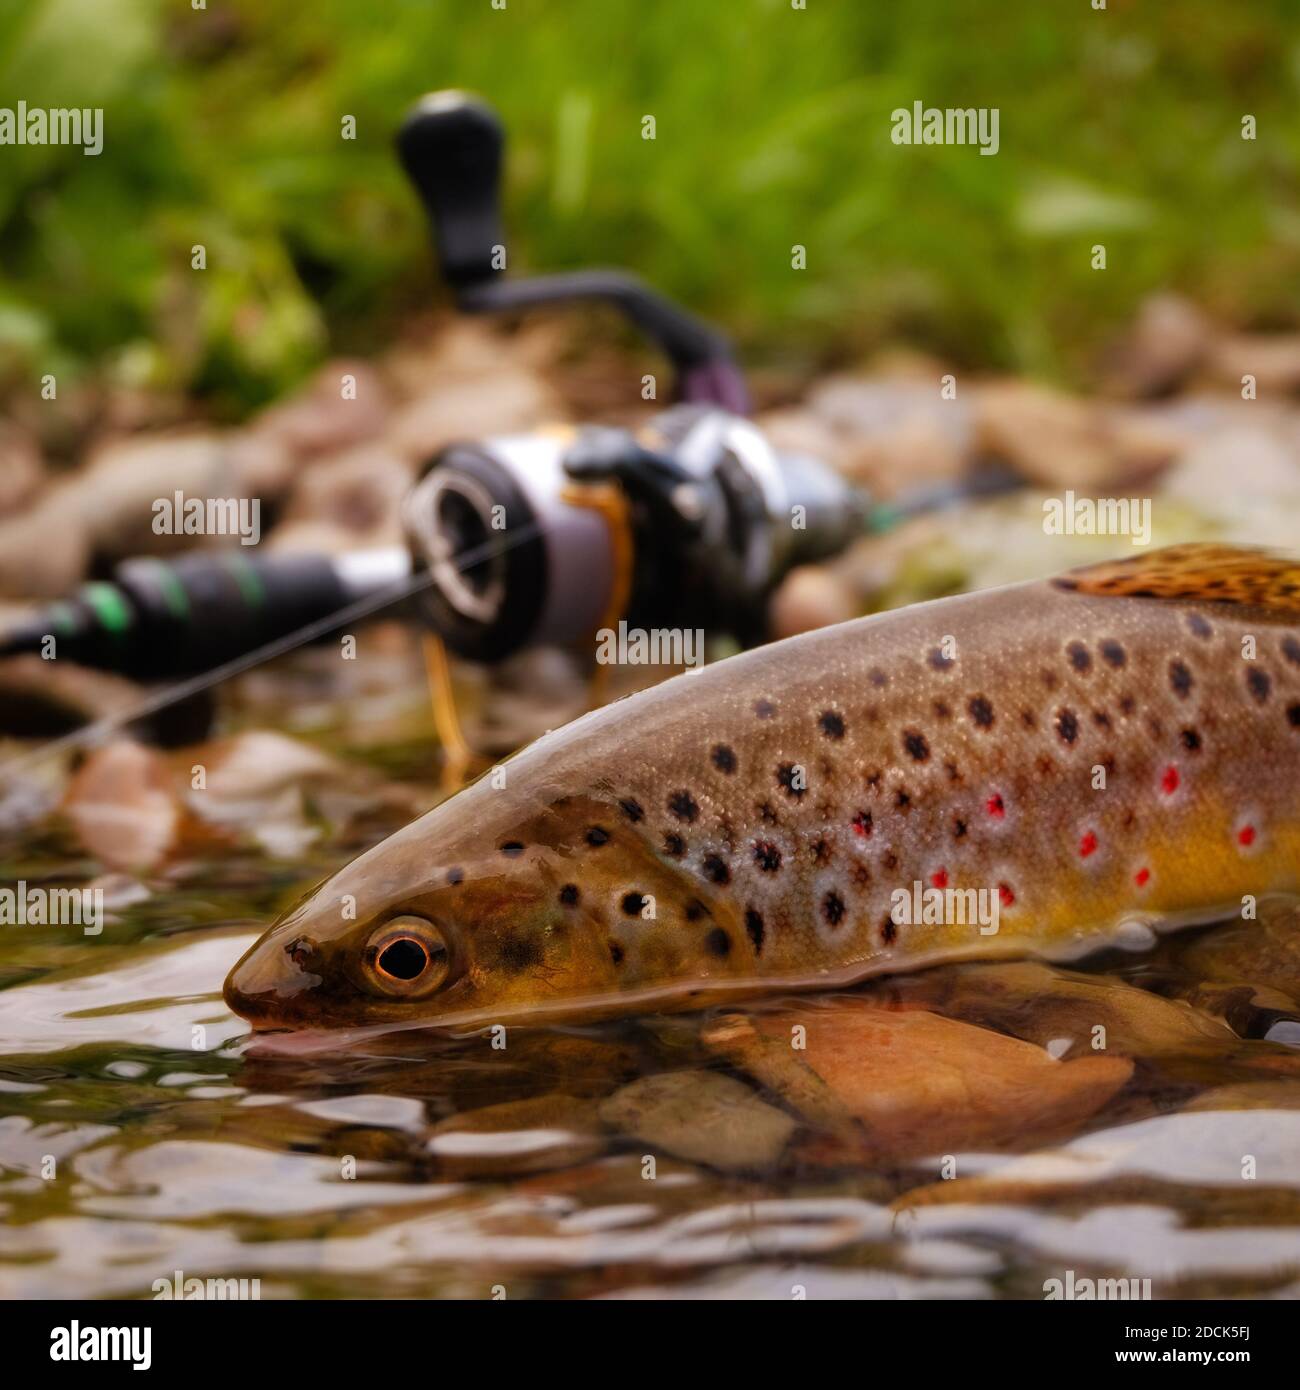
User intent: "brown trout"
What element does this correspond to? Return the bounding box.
[225,545,1300,1034]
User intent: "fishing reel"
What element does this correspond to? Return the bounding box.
[403,408,865,661]
[396,92,867,661]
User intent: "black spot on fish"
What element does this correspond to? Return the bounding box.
[501,841,525,857]
[819,710,846,739]
[812,837,831,865]
[619,798,644,823]
[668,790,700,823]
[609,941,625,965]
[702,854,730,885]
[754,698,777,719]
[869,668,888,688]
[1247,668,1272,703]
[933,700,952,719]
[1067,641,1091,673]
[558,884,580,906]
[1283,636,1300,667]
[880,915,898,946]
[586,826,610,847]
[711,743,737,774]
[684,899,709,922]
[621,892,647,916]
[852,810,872,838]
[895,789,911,810]
[953,816,968,839]
[663,833,686,858]
[446,866,465,886]
[1119,694,1136,716]
[1053,578,1079,592]
[1055,708,1079,744]
[1187,614,1213,640]
[1041,670,1060,692]
[758,801,780,826]
[1180,727,1202,752]
[745,909,765,954]
[822,891,846,927]
[928,647,954,671]
[1099,639,1126,668]
[1092,710,1111,729]
[1169,660,1194,699]
[776,763,806,799]
[753,841,782,872]
[1288,703,1300,728]
[902,729,930,761]
[704,927,731,957]
[968,695,994,729]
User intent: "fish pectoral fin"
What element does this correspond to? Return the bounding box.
[1053,543,1300,614]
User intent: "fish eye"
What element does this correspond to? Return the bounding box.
[364,916,452,998]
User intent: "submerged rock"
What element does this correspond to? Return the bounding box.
[704,1001,1132,1166]
[599,1070,797,1172]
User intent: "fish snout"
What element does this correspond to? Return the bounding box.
[223,932,323,1027]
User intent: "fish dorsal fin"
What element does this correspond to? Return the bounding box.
[1052,544,1300,611]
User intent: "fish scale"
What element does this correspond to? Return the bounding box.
[225,545,1300,1033]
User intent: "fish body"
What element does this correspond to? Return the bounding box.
[226,546,1300,1032]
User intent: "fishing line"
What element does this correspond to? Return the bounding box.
[0,516,548,781]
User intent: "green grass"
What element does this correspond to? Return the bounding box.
[0,0,1297,414]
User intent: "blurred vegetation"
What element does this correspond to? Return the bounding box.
[0,0,1298,415]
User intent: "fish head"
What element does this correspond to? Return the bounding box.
[223,787,671,1032]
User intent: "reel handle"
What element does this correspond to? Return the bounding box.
[396,92,507,289]
[396,90,749,413]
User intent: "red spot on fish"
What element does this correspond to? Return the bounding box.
[1135,867,1151,887]
[930,869,948,889]
[986,792,1005,819]
[1238,825,1256,847]
[998,882,1015,906]
[1160,765,1180,796]
[1079,830,1098,858]
[851,811,872,838]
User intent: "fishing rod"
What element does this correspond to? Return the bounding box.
[0,91,1020,763]
[0,520,537,780]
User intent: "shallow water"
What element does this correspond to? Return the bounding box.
[3,736,1300,1300]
